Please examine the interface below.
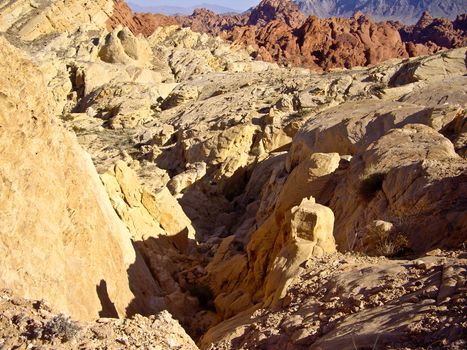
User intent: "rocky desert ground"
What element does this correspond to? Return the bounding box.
[0,0,466,349]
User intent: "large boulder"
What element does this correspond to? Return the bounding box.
[98,26,153,67]
[263,197,336,307]
[331,124,467,253]
[287,97,463,167]
[0,37,159,320]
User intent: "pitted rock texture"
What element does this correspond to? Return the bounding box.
[0,0,115,41]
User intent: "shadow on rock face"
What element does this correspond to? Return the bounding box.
[96,280,119,318]
[124,232,219,340]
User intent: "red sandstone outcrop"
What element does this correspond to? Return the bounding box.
[401,11,467,53]
[176,9,245,34]
[107,0,140,33]
[225,12,410,70]
[134,13,180,36]
[217,3,466,70]
[108,0,178,36]
[247,0,307,27]
[110,0,466,71]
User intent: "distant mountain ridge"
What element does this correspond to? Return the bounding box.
[293,0,467,24]
[128,2,237,15]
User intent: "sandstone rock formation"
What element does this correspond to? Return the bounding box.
[0,1,466,349]
[116,0,467,71]
[246,0,307,28]
[98,26,153,67]
[223,9,466,70]
[100,161,215,337]
[401,12,467,52]
[202,250,467,349]
[101,161,196,252]
[0,0,114,41]
[109,0,179,36]
[176,8,245,35]
[0,36,159,321]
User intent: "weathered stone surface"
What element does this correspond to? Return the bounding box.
[101,161,195,252]
[168,162,207,195]
[289,100,429,161]
[202,252,467,350]
[0,0,115,41]
[73,61,164,97]
[263,197,336,307]
[100,161,212,336]
[78,81,169,129]
[0,36,159,321]
[98,26,152,67]
[401,11,467,48]
[1,2,466,349]
[389,47,467,86]
[241,154,339,298]
[142,187,196,251]
[148,25,276,82]
[107,0,179,36]
[331,124,467,252]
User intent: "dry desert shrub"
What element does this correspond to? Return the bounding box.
[362,219,410,257]
[374,233,409,257]
[42,314,81,342]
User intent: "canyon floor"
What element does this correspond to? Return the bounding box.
[0,1,466,349]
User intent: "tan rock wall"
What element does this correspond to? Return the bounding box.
[0,37,159,320]
[18,0,114,41]
[101,161,196,252]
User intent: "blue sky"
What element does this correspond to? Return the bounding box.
[129,0,260,11]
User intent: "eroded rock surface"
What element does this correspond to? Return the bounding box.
[0,1,466,349]
[202,251,467,350]
[0,36,159,321]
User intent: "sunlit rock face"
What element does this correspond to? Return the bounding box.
[0,1,466,349]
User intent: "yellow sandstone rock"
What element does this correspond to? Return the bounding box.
[0,37,159,321]
[101,161,196,253]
